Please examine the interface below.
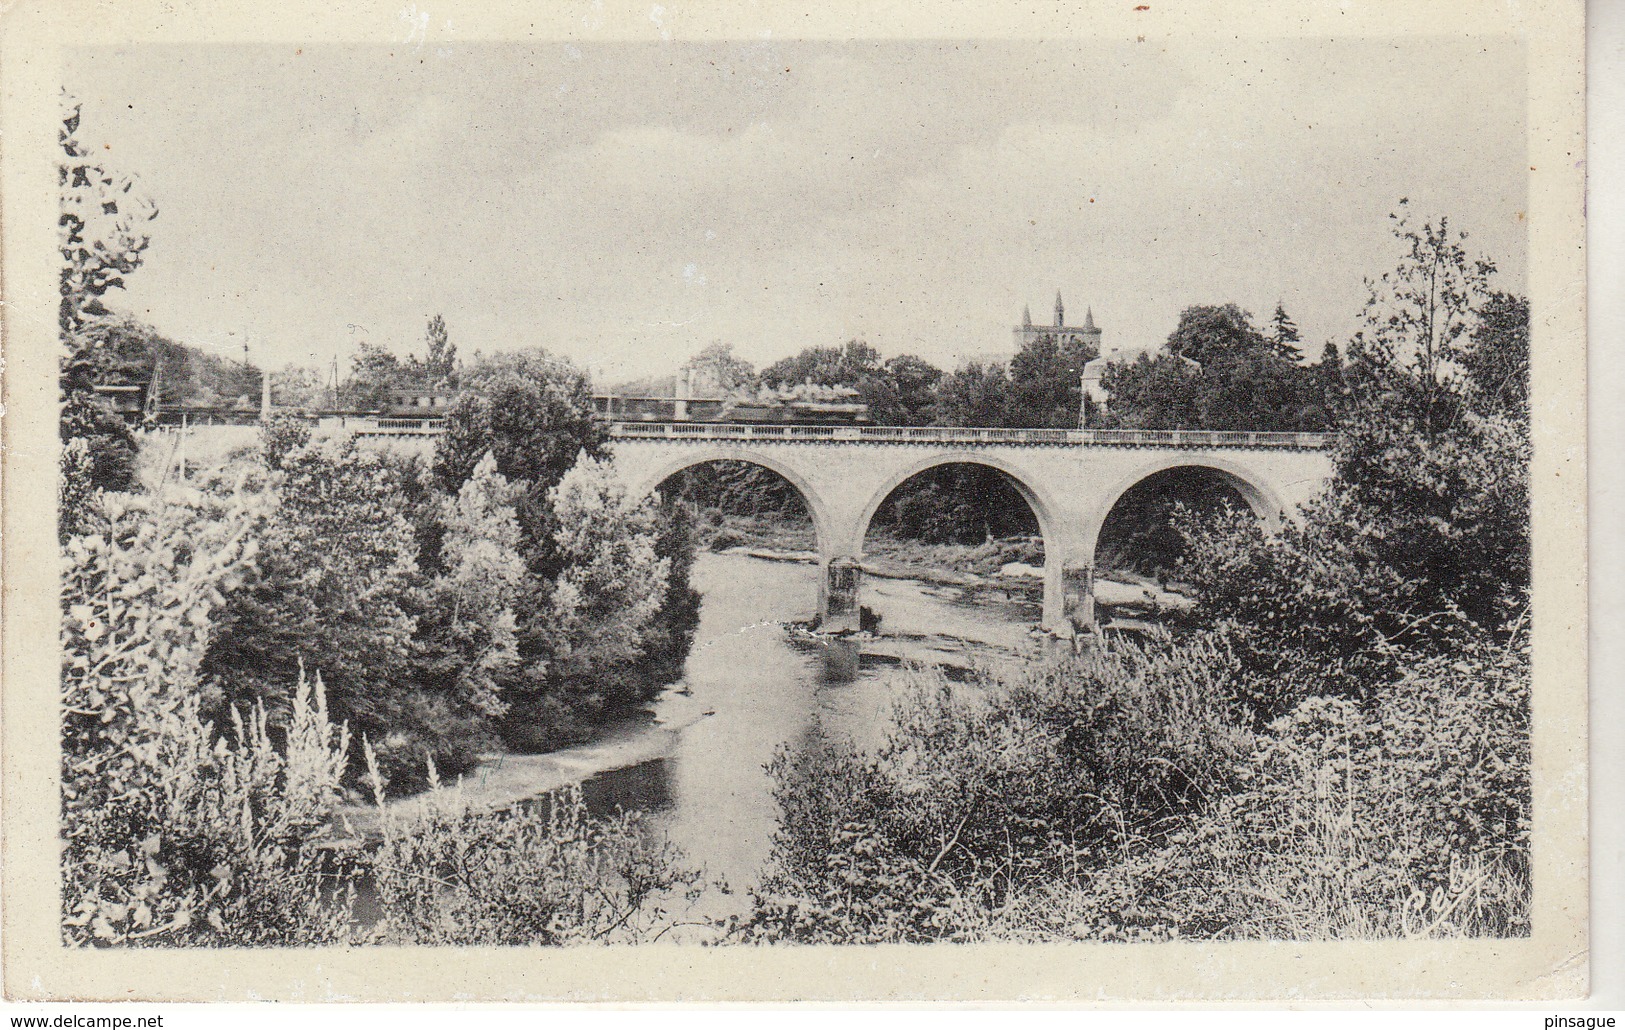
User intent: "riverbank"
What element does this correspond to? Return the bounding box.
[333,552,1044,863]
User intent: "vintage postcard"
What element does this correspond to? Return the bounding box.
[1,0,1590,1004]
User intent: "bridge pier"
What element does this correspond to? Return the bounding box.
[1041,561,1067,634]
[820,556,864,633]
[1062,565,1097,635]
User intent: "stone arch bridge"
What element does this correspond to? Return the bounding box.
[158,417,1335,633]
[606,422,1335,633]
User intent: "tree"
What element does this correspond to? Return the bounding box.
[933,361,1011,427]
[1268,302,1303,362]
[1008,332,1097,428]
[1193,348,1326,431]
[503,454,671,740]
[423,314,458,385]
[416,453,527,720]
[59,97,158,346]
[1462,292,1529,417]
[685,342,756,395]
[875,354,944,426]
[1174,210,1528,712]
[1096,355,1203,429]
[343,341,404,410]
[432,349,606,559]
[1348,199,1497,430]
[635,495,704,688]
[58,100,157,533]
[268,364,333,410]
[201,431,424,775]
[760,339,881,388]
[1164,304,1267,367]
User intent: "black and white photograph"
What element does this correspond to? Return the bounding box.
[0,0,1593,1005]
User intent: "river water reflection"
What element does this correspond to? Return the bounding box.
[571,551,1042,892]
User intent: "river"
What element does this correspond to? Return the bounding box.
[578,551,1041,890]
[352,551,1044,930]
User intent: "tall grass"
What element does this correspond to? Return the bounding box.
[742,623,1530,943]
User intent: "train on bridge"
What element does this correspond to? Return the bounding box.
[138,388,873,431]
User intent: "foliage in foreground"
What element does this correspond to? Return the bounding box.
[741,616,1529,944]
[362,760,700,946]
[61,482,697,946]
[62,484,353,945]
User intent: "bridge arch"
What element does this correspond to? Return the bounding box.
[851,450,1064,561]
[1082,453,1289,569]
[623,445,836,561]
[852,451,1070,631]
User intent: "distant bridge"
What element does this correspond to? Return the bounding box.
[606,422,1336,633]
[152,415,1337,634]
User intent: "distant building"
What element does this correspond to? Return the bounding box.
[91,382,150,419]
[1014,291,1103,353]
[384,383,459,415]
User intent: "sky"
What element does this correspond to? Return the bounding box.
[66,38,1527,385]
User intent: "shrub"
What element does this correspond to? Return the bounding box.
[201,432,424,778]
[1071,619,1531,941]
[62,484,353,946]
[364,752,698,946]
[59,390,139,539]
[742,638,1258,943]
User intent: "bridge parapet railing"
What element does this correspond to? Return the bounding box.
[605,422,1333,449]
[157,413,1331,449]
[355,417,446,435]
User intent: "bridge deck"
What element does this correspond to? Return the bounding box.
[606,422,1332,449]
[333,417,1331,450]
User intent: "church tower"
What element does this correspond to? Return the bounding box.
[1013,290,1104,353]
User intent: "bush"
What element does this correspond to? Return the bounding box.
[741,638,1258,943]
[61,484,353,946]
[201,432,425,780]
[59,391,139,539]
[364,753,698,946]
[1073,619,1530,941]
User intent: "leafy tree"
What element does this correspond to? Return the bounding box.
[1462,292,1529,417]
[685,342,756,394]
[1096,354,1204,429]
[1164,304,1267,367]
[1268,302,1303,362]
[1347,199,1497,431]
[1098,306,1326,432]
[433,350,606,564]
[414,453,527,720]
[760,339,881,388]
[1193,348,1327,431]
[1008,332,1097,428]
[201,431,425,776]
[343,341,404,410]
[435,351,604,495]
[875,354,944,426]
[1175,212,1528,713]
[870,465,1038,545]
[933,361,1011,427]
[59,97,158,345]
[423,314,458,385]
[499,454,672,745]
[268,364,333,410]
[636,495,705,688]
[58,100,157,533]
